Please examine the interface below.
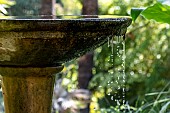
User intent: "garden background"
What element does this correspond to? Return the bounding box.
[0,0,170,113]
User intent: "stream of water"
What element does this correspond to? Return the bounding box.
[107,35,128,112]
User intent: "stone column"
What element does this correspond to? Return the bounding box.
[0,66,63,113]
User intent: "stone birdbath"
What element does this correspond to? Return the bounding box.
[0,15,131,113]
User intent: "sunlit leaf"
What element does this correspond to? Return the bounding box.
[0,0,15,5]
[130,8,145,22]
[0,5,7,14]
[141,2,170,24]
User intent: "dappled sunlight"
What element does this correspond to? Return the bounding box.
[56,0,82,15]
[0,0,169,113]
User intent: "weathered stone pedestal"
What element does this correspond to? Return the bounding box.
[0,66,63,113]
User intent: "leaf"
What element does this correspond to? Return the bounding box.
[0,5,7,14]
[141,2,170,24]
[159,101,170,113]
[130,8,145,22]
[0,0,15,6]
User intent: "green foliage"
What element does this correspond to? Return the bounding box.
[130,8,145,22]
[9,0,40,16]
[89,0,170,112]
[135,82,170,113]
[1,0,170,113]
[131,2,170,24]
[55,0,82,15]
[160,101,170,113]
[57,0,170,112]
[142,2,170,24]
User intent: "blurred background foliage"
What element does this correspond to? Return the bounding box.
[0,0,169,113]
[54,0,170,112]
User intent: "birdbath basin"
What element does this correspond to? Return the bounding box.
[0,15,131,113]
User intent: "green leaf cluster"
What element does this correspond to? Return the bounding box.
[131,2,170,24]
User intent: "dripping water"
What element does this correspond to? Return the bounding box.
[107,35,128,112]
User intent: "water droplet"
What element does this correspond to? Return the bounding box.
[123,100,126,105]
[108,37,110,47]
[111,96,114,100]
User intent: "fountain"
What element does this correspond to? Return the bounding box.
[0,15,131,113]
